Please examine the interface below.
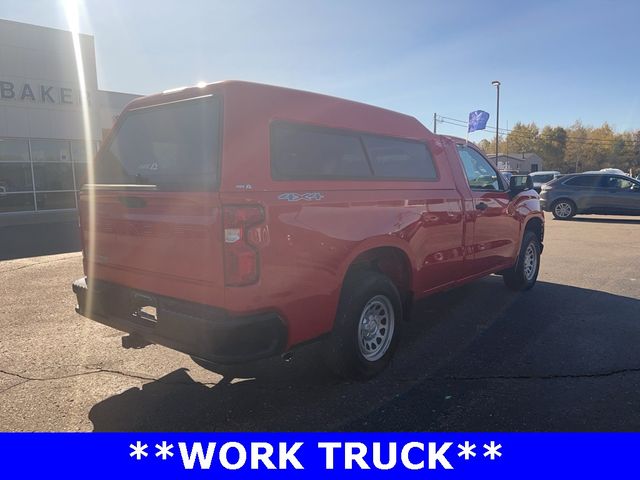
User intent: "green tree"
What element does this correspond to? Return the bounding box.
[612,130,640,174]
[505,122,539,156]
[538,126,567,171]
[586,122,616,170]
[478,138,494,153]
[564,121,589,172]
[473,120,636,175]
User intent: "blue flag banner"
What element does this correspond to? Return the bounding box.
[468,110,490,133]
[0,433,637,479]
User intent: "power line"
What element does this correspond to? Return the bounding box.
[436,115,640,144]
[438,115,511,133]
[435,116,640,146]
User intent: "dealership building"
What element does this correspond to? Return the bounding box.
[0,19,139,227]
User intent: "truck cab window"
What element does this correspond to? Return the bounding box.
[456,145,503,191]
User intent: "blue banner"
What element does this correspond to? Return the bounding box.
[468,110,490,133]
[0,433,635,478]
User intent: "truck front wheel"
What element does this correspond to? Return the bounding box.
[503,230,541,291]
[324,270,402,380]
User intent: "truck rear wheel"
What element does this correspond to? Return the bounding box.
[503,230,541,291]
[324,270,402,380]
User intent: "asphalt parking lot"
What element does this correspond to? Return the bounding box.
[1,215,639,432]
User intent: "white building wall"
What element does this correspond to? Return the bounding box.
[0,19,101,140]
[0,19,139,224]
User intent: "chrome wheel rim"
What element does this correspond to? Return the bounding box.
[523,243,537,281]
[358,295,395,362]
[554,202,572,218]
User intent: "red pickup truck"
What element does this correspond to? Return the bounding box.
[72,81,544,379]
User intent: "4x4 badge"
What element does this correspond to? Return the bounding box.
[278,192,325,202]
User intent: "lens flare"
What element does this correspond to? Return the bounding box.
[63,0,95,314]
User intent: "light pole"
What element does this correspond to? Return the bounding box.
[491,80,500,166]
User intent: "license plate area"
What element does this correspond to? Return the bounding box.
[131,292,158,327]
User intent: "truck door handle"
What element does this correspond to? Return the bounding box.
[476,202,488,211]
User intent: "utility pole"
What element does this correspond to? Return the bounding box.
[506,120,509,159]
[492,81,501,166]
[433,113,437,133]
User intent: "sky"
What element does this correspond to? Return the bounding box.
[1,0,639,143]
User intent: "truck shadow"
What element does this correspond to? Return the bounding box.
[88,279,640,431]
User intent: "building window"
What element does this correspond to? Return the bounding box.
[0,137,98,214]
[30,139,74,211]
[71,140,91,163]
[0,139,35,213]
[35,192,77,210]
[33,163,75,191]
[0,162,34,192]
[30,139,72,163]
[0,193,35,213]
[0,138,30,162]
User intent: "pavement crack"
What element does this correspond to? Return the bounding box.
[0,367,156,383]
[3,364,638,397]
[0,379,29,395]
[435,366,640,382]
[0,369,32,381]
[0,367,220,393]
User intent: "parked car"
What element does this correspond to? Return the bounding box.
[529,170,561,193]
[599,168,628,176]
[540,173,640,219]
[72,80,544,379]
[583,168,628,176]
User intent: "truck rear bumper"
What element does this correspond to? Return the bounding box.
[72,277,287,364]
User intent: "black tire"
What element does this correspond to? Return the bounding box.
[323,270,402,380]
[551,199,576,220]
[503,230,541,291]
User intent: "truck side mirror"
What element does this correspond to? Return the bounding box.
[509,175,533,194]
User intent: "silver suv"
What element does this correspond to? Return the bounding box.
[529,170,561,193]
[540,173,640,219]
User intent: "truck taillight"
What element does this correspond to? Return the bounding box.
[223,205,264,286]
